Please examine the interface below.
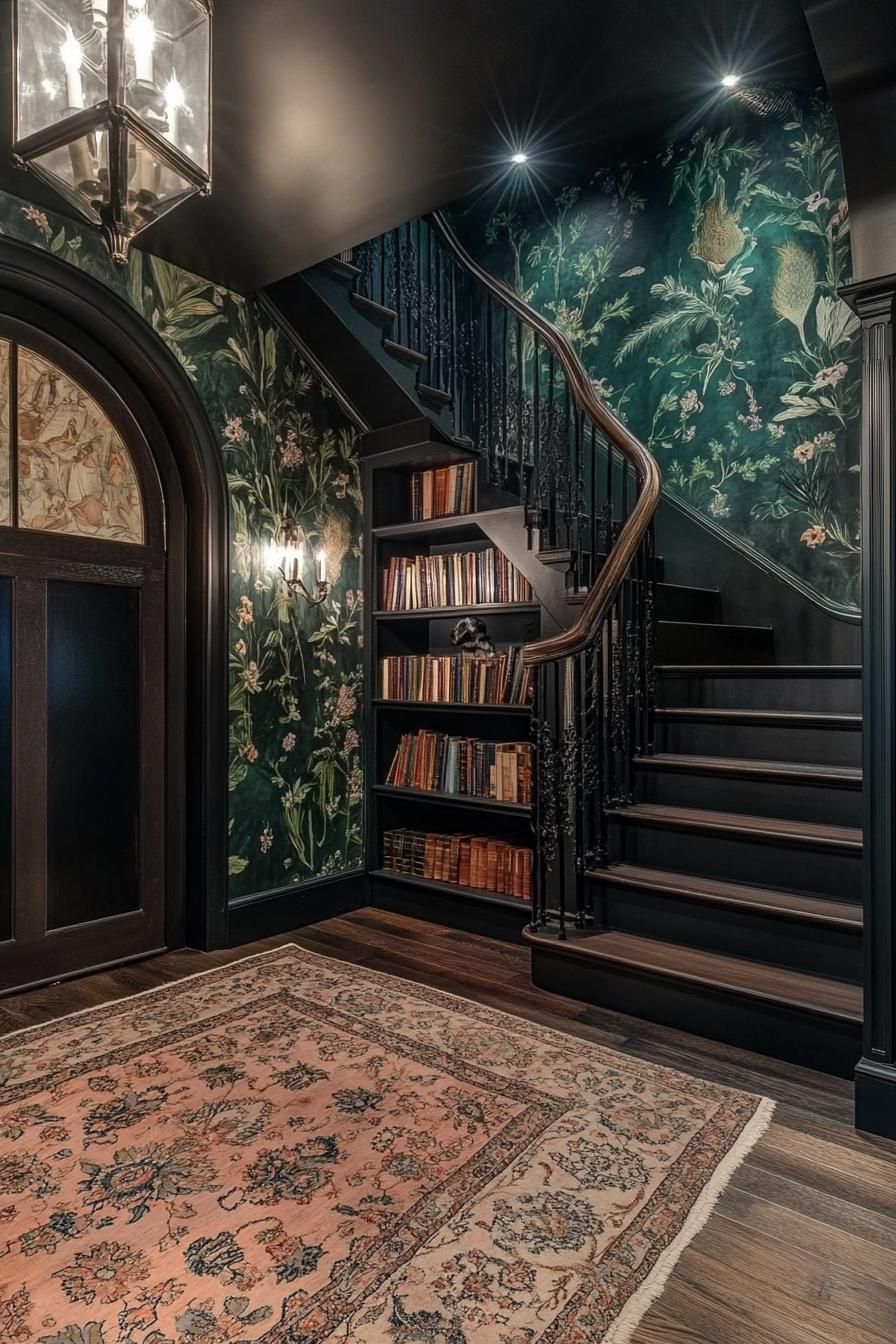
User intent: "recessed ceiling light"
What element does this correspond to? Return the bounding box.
[721,73,741,87]
[511,151,529,164]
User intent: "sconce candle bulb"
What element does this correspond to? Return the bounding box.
[266,522,330,609]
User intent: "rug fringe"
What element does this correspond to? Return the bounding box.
[601,1094,776,1344]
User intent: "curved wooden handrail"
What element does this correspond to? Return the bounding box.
[428,210,662,668]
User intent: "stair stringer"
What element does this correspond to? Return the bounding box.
[475,506,570,636]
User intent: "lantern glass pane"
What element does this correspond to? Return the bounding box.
[28,129,110,225]
[16,0,108,142]
[125,0,210,174]
[124,130,199,234]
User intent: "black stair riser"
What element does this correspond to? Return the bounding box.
[657,673,861,715]
[655,586,721,624]
[636,768,862,827]
[609,821,861,900]
[593,879,861,982]
[656,719,860,767]
[530,945,862,1077]
[656,623,774,663]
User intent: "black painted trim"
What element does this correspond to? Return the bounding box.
[255,292,369,434]
[0,233,230,952]
[227,871,368,944]
[843,273,896,1139]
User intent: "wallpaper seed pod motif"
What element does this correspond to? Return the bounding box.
[689,177,746,272]
[449,93,861,612]
[772,242,817,347]
[0,188,364,901]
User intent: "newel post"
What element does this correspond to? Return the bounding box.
[842,275,896,1138]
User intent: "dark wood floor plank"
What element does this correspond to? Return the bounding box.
[716,1187,896,1291]
[685,1212,896,1340]
[731,1161,896,1253]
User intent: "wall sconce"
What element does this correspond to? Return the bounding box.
[265,520,330,609]
[12,0,212,264]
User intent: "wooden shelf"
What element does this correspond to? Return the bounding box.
[374,602,540,620]
[373,698,532,714]
[372,507,519,541]
[373,784,531,815]
[371,868,530,912]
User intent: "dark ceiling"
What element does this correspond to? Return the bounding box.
[0,0,825,294]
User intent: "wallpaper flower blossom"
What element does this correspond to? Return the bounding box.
[0,189,364,902]
[451,94,861,612]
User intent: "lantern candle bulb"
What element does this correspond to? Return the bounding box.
[164,74,186,146]
[128,11,156,83]
[316,550,327,585]
[60,25,84,109]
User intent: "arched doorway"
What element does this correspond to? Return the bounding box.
[0,322,167,989]
[0,234,230,990]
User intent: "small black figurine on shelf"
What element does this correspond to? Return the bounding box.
[450,615,496,656]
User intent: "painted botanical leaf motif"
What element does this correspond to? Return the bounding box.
[815,295,859,350]
[455,92,860,613]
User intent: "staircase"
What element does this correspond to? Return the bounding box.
[271,215,863,1079]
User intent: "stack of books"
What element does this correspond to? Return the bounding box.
[379,649,533,706]
[385,730,532,804]
[383,828,532,900]
[380,548,533,611]
[410,463,475,520]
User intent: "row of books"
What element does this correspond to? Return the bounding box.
[386,730,532,803]
[383,828,532,900]
[410,463,475,521]
[380,548,532,611]
[379,649,533,706]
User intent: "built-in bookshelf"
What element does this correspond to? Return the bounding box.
[363,440,543,939]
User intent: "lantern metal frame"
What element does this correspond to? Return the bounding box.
[10,0,213,264]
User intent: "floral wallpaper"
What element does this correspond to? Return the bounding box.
[0,188,364,902]
[450,93,861,613]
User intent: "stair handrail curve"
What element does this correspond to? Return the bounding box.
[427,209,662,668]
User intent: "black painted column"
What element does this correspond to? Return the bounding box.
[843,275,896,1139]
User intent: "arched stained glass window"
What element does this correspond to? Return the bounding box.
[0,340,144,544]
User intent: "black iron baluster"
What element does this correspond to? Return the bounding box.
[394,227,403,347]
[379,231,386,308]
[416,218,423,351]
[516,315,525,496]
[545,350,555,548]
[501,304,509,486]
[485,292,494,479]
[530,333,540,534]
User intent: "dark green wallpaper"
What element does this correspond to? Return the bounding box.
[450,94,861,613]
[0,189,364,901]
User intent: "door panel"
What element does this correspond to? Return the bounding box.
[0,578,10,942]
[46,581,141,929]
[0,567,167,993]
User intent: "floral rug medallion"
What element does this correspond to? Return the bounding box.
[0,946,773,1343]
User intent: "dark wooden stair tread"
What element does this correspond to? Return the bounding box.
[525,929,863,1022]
[606,803,862,851]
[588,863,861,929]
[417,384,453,407]
[383,338,427,365]
[656,706,861,729]
[349,292,397,326]
[635,752,862,787]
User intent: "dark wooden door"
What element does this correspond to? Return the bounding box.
[0,325,167,993]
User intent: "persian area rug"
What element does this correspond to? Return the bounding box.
[0,946,773,1344]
